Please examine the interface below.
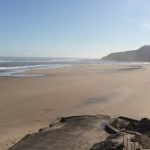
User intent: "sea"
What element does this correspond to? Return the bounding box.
[1,57,149,77]
[0,57,100,77]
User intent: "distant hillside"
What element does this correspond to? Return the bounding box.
[101,45,150,62]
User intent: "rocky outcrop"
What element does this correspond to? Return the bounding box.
[8,115,110,150]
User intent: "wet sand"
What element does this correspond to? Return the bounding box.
[1,64,150,149]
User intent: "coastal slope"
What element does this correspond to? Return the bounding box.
[101,45,150,62]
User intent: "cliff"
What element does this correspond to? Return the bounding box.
[101,45,150,62]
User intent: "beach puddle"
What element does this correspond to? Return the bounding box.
[11,74,44,78]
[84,92,118,106]
[84,96,109,105]
[87,65,142,74]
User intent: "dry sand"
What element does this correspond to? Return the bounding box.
[1,64,150,149]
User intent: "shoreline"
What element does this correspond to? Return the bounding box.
[0,64,72,78]
[0,60,148,78]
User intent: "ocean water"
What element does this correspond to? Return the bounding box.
[0,57,100,77]
[0,57,148,77]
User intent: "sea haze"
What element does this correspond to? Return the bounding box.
[0,57,100,77]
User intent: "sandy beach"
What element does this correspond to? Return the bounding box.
[1,64,150,149]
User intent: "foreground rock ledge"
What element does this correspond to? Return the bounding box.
[8,115,110,150]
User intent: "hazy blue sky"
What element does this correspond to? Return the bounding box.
[0,0,150,58]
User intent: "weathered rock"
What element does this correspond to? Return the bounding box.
[8,115,110,150]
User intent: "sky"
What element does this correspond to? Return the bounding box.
[0,0,150,58]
